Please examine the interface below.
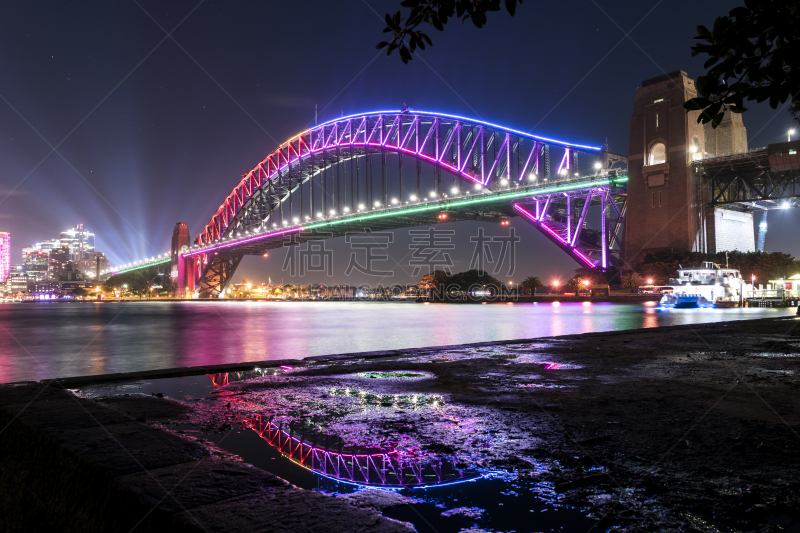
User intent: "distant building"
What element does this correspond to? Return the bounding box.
[60,223,95,261]
[60,262,83,282]
[5,265,32,294]
[49,246,70,278]
[77,252,109,279]
[22,238,61,259]
[24,250,50,281]
[0,231,9,283]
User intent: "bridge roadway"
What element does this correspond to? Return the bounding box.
[108,172,628,290]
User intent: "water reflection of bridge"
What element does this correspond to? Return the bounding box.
[246,414,477,488]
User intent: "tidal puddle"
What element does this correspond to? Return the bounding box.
[75,372,597,532]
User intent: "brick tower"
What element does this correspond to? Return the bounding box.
[170,222,192,297]
[624,71,707,266]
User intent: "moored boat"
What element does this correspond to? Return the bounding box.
[659,262,747,309]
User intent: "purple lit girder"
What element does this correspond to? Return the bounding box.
[196,111,600,246]
[514,184,626,269]
[246,415,476,487]
[190,111,601,295]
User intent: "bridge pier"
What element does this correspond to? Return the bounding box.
[170,222,194,298]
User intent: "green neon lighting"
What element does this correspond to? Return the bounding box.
[114,257,171,275]
[304,176,627,230]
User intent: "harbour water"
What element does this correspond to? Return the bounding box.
[0,300,793,383]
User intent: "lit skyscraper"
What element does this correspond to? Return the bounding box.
[60,224,95,262]
[0,231,9,283]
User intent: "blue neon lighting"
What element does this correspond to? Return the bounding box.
[318,110,602,151]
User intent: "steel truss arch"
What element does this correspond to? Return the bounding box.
[190,111,605,297]
[196,111,601,246]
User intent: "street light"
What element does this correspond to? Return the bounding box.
[789,129,796,142]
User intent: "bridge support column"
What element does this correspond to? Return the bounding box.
[170,222,191,298]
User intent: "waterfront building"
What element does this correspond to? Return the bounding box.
[0,230,9,283]
[24,250,50,281]
[5,265,32,294]
[60,223,95,261]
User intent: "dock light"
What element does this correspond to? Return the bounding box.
[560,168,568,176]
[430,191,436,198]
[329,209,336,215]
[409,195,417,201]
[500,178,509,185]
[451,187,459,194]
[293,217,299,223]
[343,207,350,213]
[358,203,365,210]
[789,129,796,142]
[316,212,323,218]
[391,198,398,205]
[782,201,790,209]
[474,183,483,190]
[529,173,537,181]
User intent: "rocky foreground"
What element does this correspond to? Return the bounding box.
[2,316,799,532]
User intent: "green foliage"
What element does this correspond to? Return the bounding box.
[71,287,90,298]
[104,268,161,295]
[567,277,584,293]
[621,273,643,289]
[636,250,800,284]
[519,276,543,295]
[683,1,800,127]
[419,269,450,289]
[444,269,502,290]
[378,0,523,63]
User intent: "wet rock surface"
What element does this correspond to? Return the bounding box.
[3,316,800,532]
[109,316,800,533]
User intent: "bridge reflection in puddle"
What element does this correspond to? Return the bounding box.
[244,415,479,488]
[208,370,480,488]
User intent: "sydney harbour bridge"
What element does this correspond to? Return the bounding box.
[107,110,631,297]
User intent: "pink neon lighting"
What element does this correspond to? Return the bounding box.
[198,112,600,244]
[186,227,301,257]
[513,204,595,267]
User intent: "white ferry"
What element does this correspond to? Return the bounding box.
[659,262,746,308]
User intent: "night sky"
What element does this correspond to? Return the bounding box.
[1,1,797,286]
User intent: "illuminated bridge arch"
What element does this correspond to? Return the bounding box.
[106,111,628,297]
[197,110,602,245]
